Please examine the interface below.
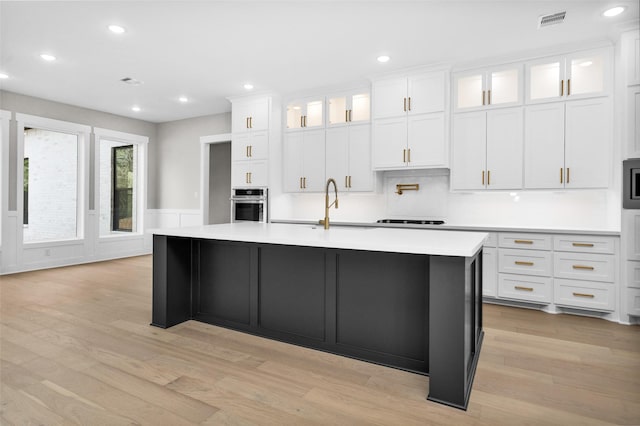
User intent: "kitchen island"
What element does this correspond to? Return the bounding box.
[152,222,487,410]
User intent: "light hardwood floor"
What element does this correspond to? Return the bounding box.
[1,255,639,425]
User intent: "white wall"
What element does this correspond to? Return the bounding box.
[156,113,231,209]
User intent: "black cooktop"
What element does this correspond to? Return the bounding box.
[377,219,445,225]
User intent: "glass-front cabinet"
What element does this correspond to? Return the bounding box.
[526,48,610,103]
[454,64,522,111]
[286,97,324,130]
[327,90,370,126]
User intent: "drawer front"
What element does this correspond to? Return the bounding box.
[499,249,552,277]
[484,232,498,248]
[628,288,640,316]
[627,260,640,289]
[553,235,616,254]
[498,274,552,304]
[499,233,552,250]
[483,247,498,297]
[554,278,615,312]
[554,253,615,283]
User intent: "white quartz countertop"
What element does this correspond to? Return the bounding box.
[153,222,488,257]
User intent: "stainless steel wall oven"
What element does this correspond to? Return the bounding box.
[623,159,640,209]
[231,188,268,222]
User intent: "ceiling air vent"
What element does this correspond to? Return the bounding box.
[538,11,566,28]
[120,77,143,86]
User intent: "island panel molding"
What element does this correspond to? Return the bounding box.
[151,223,486,410]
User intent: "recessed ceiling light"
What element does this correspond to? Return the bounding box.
[40,53,56,61]
[603,6,625,17]
[131,106,141,112]
[0,73,8,79]
[377,55,390,63]
[108,24,126,34]
[243,83,254,90]
[179,96,188,103]
[580,61,593,67]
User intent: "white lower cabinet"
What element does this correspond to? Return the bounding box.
[486,231,619,313]
[554,279,615,312]
[499,248,552,277]
[498,274,552,304]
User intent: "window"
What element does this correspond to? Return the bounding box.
[96,128,147,237]
[22,126,80,242]
[102,143,136,233]
[23,158,28,225]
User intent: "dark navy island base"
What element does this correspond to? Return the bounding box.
[152,235,483,410]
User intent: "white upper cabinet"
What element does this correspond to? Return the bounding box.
[283,129,326,192]
[526,48,611,104]
[372,70,447,170]
[373,72,445,119]
[451,108,523,190]
[232,97,270,133]
[454,64,522,111]
[326,124,373,192]
[286,97,324,130]
[328,90,370,126]
[524,98,610,189]
[232,130,268,161]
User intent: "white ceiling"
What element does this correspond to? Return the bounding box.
[0,1,637,123]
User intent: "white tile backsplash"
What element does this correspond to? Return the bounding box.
[270,170,620,231]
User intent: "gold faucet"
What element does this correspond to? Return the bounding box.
[319,178,339,229]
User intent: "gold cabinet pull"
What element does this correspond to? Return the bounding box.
[304,177,307,188]
[514,239,533,244]
[349,109,353,122]
[345,176,349,188]
[487,170,491,185]
[408,97,411,111]
[487,89,492,105]
[567,78,571,96]
[249,117,253,128]
[248,172,252,184]
[573,265,595,271]
[407,148,411,163]
[560,80,564,96]
[573,292,594,298]
[482,170,485,185]
[560,168,563,184]
[249,145,252,157]
[345,110,348,122]
[515,286,534,292]
[482,90,486,105]
[403,149,406,163]
[515,261,534,266]
[349,176,352,188]
[572,242,594,247]
[300,177,303,189]
[403,97,407,112]
[300,116,304,128]
[566,167,570,184]
[246,146,250,157]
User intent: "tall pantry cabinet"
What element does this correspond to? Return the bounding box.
[230,96,274,188]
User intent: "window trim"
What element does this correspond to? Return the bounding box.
[16,113,90,245]
[0,110,10,250]
[94,127,148,239]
